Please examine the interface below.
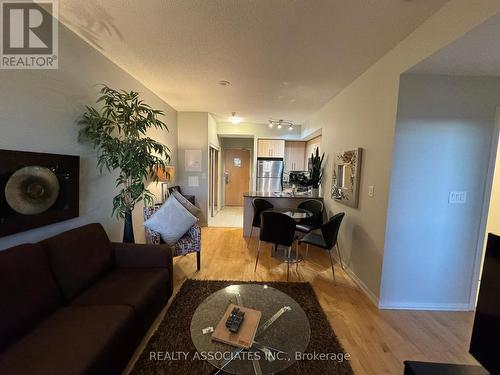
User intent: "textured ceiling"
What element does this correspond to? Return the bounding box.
[409,11,500,76]
[59,0,449,123]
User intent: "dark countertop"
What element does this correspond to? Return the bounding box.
[244,191,323,199]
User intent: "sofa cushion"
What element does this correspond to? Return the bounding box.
[144,196,197,246]
[171,189,202,219]
[0,243,61,350]
[0,305,134,375]
[70,268,169,317]
[40,223,113,301]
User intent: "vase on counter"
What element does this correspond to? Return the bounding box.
[311,187,320,197]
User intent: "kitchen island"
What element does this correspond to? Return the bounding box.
[243,191,324,237]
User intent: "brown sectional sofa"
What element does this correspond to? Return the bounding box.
[0,223,173,375]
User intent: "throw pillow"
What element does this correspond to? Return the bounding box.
[144,196,197,246]
[171,189,202,220]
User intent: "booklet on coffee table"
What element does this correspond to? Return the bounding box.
[212,303,262,348]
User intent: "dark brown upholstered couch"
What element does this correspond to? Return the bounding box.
[0,223,173,375]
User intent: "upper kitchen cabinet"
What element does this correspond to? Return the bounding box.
[305,136,322,165]
[257,139,285,158]
[284,141,306,172]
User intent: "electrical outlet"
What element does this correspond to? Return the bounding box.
[449,191,467,204]
[368,185,375,198]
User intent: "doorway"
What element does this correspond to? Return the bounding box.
[209,146,219,218]
[224,149,250,206]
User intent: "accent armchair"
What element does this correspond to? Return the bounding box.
[144,205,201,270]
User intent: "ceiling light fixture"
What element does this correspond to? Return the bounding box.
[230,112,242,124]
[218,80,231,86]
[268,119,295,131]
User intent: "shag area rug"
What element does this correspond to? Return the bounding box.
[131,279,354,375]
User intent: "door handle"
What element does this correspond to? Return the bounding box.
[224,172,229,184]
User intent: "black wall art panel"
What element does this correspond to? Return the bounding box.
[0,149,79,237]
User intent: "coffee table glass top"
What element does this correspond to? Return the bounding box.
[190,284,311,375]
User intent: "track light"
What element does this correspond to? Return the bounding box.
[268,119,295,131]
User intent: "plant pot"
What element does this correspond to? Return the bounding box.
[123,209,135,243]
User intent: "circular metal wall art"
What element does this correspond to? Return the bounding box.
[5,166,60,215]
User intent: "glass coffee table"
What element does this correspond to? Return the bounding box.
[190,284,310,375]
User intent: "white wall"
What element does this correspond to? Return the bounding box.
[303,0,500,302]
[177,112,210,225]
[380,75,500,310]
[0,24,177,250]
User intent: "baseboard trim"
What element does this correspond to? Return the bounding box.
[340,262,380,308]
[378,302,471,311]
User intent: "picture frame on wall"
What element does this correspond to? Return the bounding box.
[0,149,79,237]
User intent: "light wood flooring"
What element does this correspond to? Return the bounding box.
[132,227,480,375]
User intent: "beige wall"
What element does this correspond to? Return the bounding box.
[177,112,210,225]
[304,0,500,302]
[208,114,222,213]
[486,118,500,237]
[0,24,177,250]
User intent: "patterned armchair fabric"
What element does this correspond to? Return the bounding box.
[144,206,201,257]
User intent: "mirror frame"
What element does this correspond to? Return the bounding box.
[331,148,362,208]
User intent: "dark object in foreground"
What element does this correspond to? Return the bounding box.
[469,233,500,374]
[0,223,173,375]
[225,307,245,333]
[403,361,488,375]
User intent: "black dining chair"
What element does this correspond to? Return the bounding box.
[250,198,274,238]
[296,199,324,234]
[298,213,345,281]
[255,211,297,280]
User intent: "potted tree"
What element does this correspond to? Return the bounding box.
[79,85,171,243]
[309,147,324,197]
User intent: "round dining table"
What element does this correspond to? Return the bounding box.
[265,207,312,221]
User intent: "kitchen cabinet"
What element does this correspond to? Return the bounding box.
[305,136,322,167]
[284,141,306,172]
[257,139,285,158]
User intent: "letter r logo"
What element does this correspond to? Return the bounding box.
[2,1,53,54]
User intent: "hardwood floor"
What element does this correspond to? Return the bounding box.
[143,227,479,375]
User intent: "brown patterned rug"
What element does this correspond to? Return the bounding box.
[131,279,354,375]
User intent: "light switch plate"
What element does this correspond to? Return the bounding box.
[188,175,199,187]
[449,191,467,204]
[368,185,375,197]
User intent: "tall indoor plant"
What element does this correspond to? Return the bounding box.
[79,85,171,243]
[309,147,325,196]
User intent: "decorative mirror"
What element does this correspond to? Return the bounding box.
[331,148,362,208]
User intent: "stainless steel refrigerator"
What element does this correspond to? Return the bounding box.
[257,159,283,192]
